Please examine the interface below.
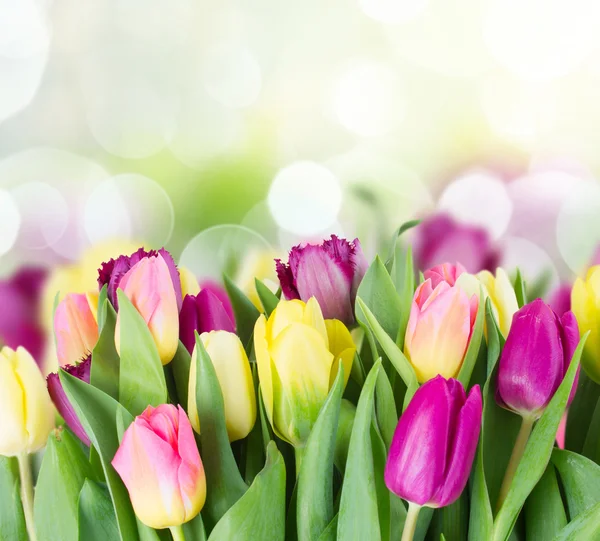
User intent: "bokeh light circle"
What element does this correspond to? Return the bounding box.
[0,188,21,257]
[84,174,174,248]
[268,161,342,236]
[359,0,429,24]
[501,236,559,290]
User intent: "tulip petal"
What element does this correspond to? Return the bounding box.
[254,315,274,425]
[560,311,581,406]
[0,349,28,456]
[196,290,236,335]
[325,319,356,388]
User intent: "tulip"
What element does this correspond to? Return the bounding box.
[572,265,600,383]
[188,331,256,442]
[112,404,206,530]
[424,262,466,288]
[276,235,368,325]
[0,346,55,457]
[115,255,179,365]
[235,249,282,311]
[53,293,99,367]
[413,213,499,274]
[549,283,572,316]
[385,376,481,541]
[404,279,478,383]
[199,280,235,324]
[179,266,200,298]
[254,298,355,446]
[47,356,91,446]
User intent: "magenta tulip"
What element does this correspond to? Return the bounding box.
[275,235,368,324]
[496,299,580,418]
[47,356,91,446]
[198,279,235,324]
[548,283,572,316]
[385,376,482,508]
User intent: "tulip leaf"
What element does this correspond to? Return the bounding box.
[0,456,27,541]
[565,371,600,456]
[551,449,600,520]
[207,442,286,541]
[524,463,567,541]
[193,332,248,531]
[117,291,167,416]
[468,439,493,541]
[492,333,587,541]
[375,368,398,450]
[334,399,356,474]
[223,274,261,351]
[170,341,192,410]
[395,245,415,350]
[60,369,139,541]
[297,366,344,541]
[78,479,120,541]
[316,514,338,541]
[337,360,382,541]
[457,286,485,389]
[255,278,279,316]
[183,514,207,541]
[91,298,120,400]
[34,428,94,541]
[485,297,505,375]
[97,284,109,330]
[371,424,392,541]
[428,490,469,541]
[513,269,527,309]
[550,502,600,541]
[581,396,600,464]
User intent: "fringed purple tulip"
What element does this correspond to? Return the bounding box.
[47,356,91,446]
[275,235,368,324]
[98,247,183,311]
[496,299,580,419]
[385,376,482,509]
[179,290,236,354]
[413,213,499,274]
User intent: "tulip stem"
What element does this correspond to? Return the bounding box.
[496,415,535,512]
[401,502,421,541]
[17,453,37,541]
[294,446,305,478]
[169,525,186,541]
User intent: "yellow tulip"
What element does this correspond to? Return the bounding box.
[572,265,600,383]
[188,331,256,442]
[0,347,55,456]
[254,298,355,447]
[180,266,200,298]
[235,249,281,311]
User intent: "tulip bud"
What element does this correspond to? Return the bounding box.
[112,404,206,529]
[47,356,91,446]
[179,291,235,354]
[276,235,368,325]
[115,255,179,365]
[571,266,600,383]
[424,262,466,288]
[404,279,478,383]
[414,213,499,274]
[54,293,99,367]
[179,266,200,298]
[254,298,356,446]
[199,280,235,323]
[385,376,482,508]
[496,300,580,418]
[188,331,256,442]
[0,346,55,456]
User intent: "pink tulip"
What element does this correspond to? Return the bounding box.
[112,404,206,529]
[424,262,467,288]
[54,293,99,367]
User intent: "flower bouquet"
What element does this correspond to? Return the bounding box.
[1,230,600,541]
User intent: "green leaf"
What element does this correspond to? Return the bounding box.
[223,274,261,350]
[91,298,120,400]
[193,332,248,530]
[97,284,109,331]
[551,449,600,520]
[34,428,94,541]
[316,515,338,541]
[183,514,207,541]
[468,439,493,541]
[372,425,392,541]
[297,366,344,541]
[565,371,600,456]
[395,246,415,350]
[492,333,588,541]
[337,361,382,541]
[427,490,468,541]
[117,291,167,416]
[207,442,286,541]
[60,370,139,541]
[255,278,279,316]
[582,396,600,463]
[334,399,356,475]
[457,286,485,389]
[170,341,192,410]
[550,502,600,541]
[78,479,120,541]
[485,297,505,375]
[524,464,567,541]
[513,269,527,309]
[375,368,398,450]
[0,456,26,541]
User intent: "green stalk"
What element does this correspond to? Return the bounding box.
[18,453,37,541]
[169,524,186,541]
[294,446,305,479]
[401,502,421,541]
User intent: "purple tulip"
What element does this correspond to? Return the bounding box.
[275,235,368,324]
[47,356,91,446]
[413,213,499,274]
[0,267,47,363]
[198,280,235,324]
[98,247,182,311]
[384,376,482,508]
[496,299,580,418]
[548,283,572,316]
[179,290,236,354]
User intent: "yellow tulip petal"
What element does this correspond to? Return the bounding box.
[0,349,28,456]
[180,267,200,298]
[490,268,519,337]
[325,319,356,388]
[303,297,329,347]
[254,315,274,425]
[187,353,200,434]
[267,299,306,342]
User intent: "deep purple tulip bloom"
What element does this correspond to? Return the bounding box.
[275,235,368,325]
[384,376,482,508]
[413,213,499,274]
[179,290,236,354]
[47,356,91,446]
[98,247,182,311]
[0,267,47,362]
[198,280,235,324]
[496,299,580,419]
